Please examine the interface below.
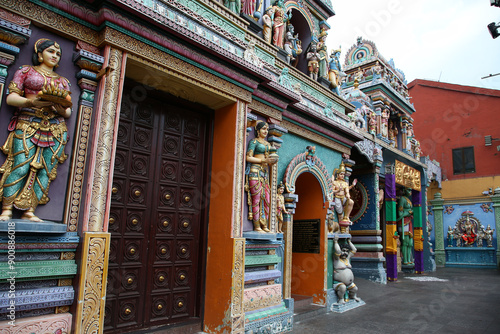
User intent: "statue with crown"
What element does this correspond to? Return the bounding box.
[331,162,357,233]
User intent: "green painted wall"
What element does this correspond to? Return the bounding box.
[277,132,342,184]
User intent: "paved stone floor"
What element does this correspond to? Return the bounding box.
[292,267,500,334]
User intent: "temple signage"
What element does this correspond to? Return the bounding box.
[292,219,321,254]
[395,160,421,191]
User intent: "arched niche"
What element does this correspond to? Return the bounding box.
[282,152,334,203]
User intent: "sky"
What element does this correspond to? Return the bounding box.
[326,0,500,90]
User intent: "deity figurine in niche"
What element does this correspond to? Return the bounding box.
[388,120,398,148]
[485,225,494,247]
[245,121,278,232]
[284,23,302,66]
[317,30,329,79]
[262,6,275,44]
[306,39,320,81]
[276,182,289,233]
[328,48,344,95]
[380,108,389,138]
[331,162,357,225]
[0,38,72,222]
[272,0,288,49]
[397,187,414,265]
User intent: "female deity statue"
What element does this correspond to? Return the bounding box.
[380,108,389,138]
[485,225,495,247]
[397,188,414,265]
[388,120,398,148]
[276,182,289,233]
[368,111,377,135]
[0,39,72,222]
[262,6,275,44]
[241,0,255,16]
[317,31,329,79]
[272,0,287,49]
[245,121,278,232]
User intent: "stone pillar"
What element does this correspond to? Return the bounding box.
[490,192,500,267]
[384,164,398,281]
[75,46,126,333]
[429,193,445,266]
[412,190,424,273]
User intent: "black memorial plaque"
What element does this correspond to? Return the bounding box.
[292,219,321,253]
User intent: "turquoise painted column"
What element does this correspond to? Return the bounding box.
[429,193,445,266]
[490,193,500,267]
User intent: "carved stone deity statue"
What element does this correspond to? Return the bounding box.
[331,162,357,226]
[328,48,343,95]
[485,225,495,247]
[397,188,414,265]
[333,235,360,304]
[262,6,275,44]
[271,0,287,49]
[284,23,301,66]
[380,109,389,138]
[245,121,278,232]
[276,182,288,233]
[306,40,320,81]
[0,38,72,222]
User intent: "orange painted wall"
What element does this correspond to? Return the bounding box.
[291,172,327,304]
[408,79,500,181]
[203,102,238,333]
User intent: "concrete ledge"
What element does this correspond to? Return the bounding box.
[0,220,66,234]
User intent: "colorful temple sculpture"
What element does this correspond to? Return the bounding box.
[339,37,441,282]
[0,1,440,334]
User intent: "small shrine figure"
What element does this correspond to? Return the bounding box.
[271,0,288,49]
[454,226,463,247]
[306,39,320,81]
[276,182,289,233]
[327,211,339,234]
[485,225,494,247]
[317,30,329,79]
[388,121,398,148]
[332,162,357,229]
[447,226,454,247]
[0,38,72,222]
[368,111,377,135]
[223,0,241,14]
[380,108,389,138]
[397,188,414,265]
[406,123,414,151]
[477,225,486,247]
[354,67,364,85]
[328,48,343,95]
[262,7,275,44]
[461,218,476,246]
[241,0,256,16]
[412,140,421,160]
[372,61,383,81]
[283,23,302,66]
[333,235,360,304]
[305,145,316,166]
[245,121,279,232]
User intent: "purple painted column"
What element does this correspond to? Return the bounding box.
[385,173,398,281]
[412,190,424,273]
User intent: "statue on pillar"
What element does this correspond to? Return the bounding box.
[276,182,289,233]
[306,39,320,81]
[245,121,278,232]
[0,38,72,222]
[333,235,360,303]
[332,162,357,231]
[397,187,414,265]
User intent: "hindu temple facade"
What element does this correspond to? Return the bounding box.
[0,1,439,334]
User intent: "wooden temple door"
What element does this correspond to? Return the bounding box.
[104,83,209,333]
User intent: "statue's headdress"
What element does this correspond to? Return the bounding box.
[34,38,59,53]
[333,162,346,177]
